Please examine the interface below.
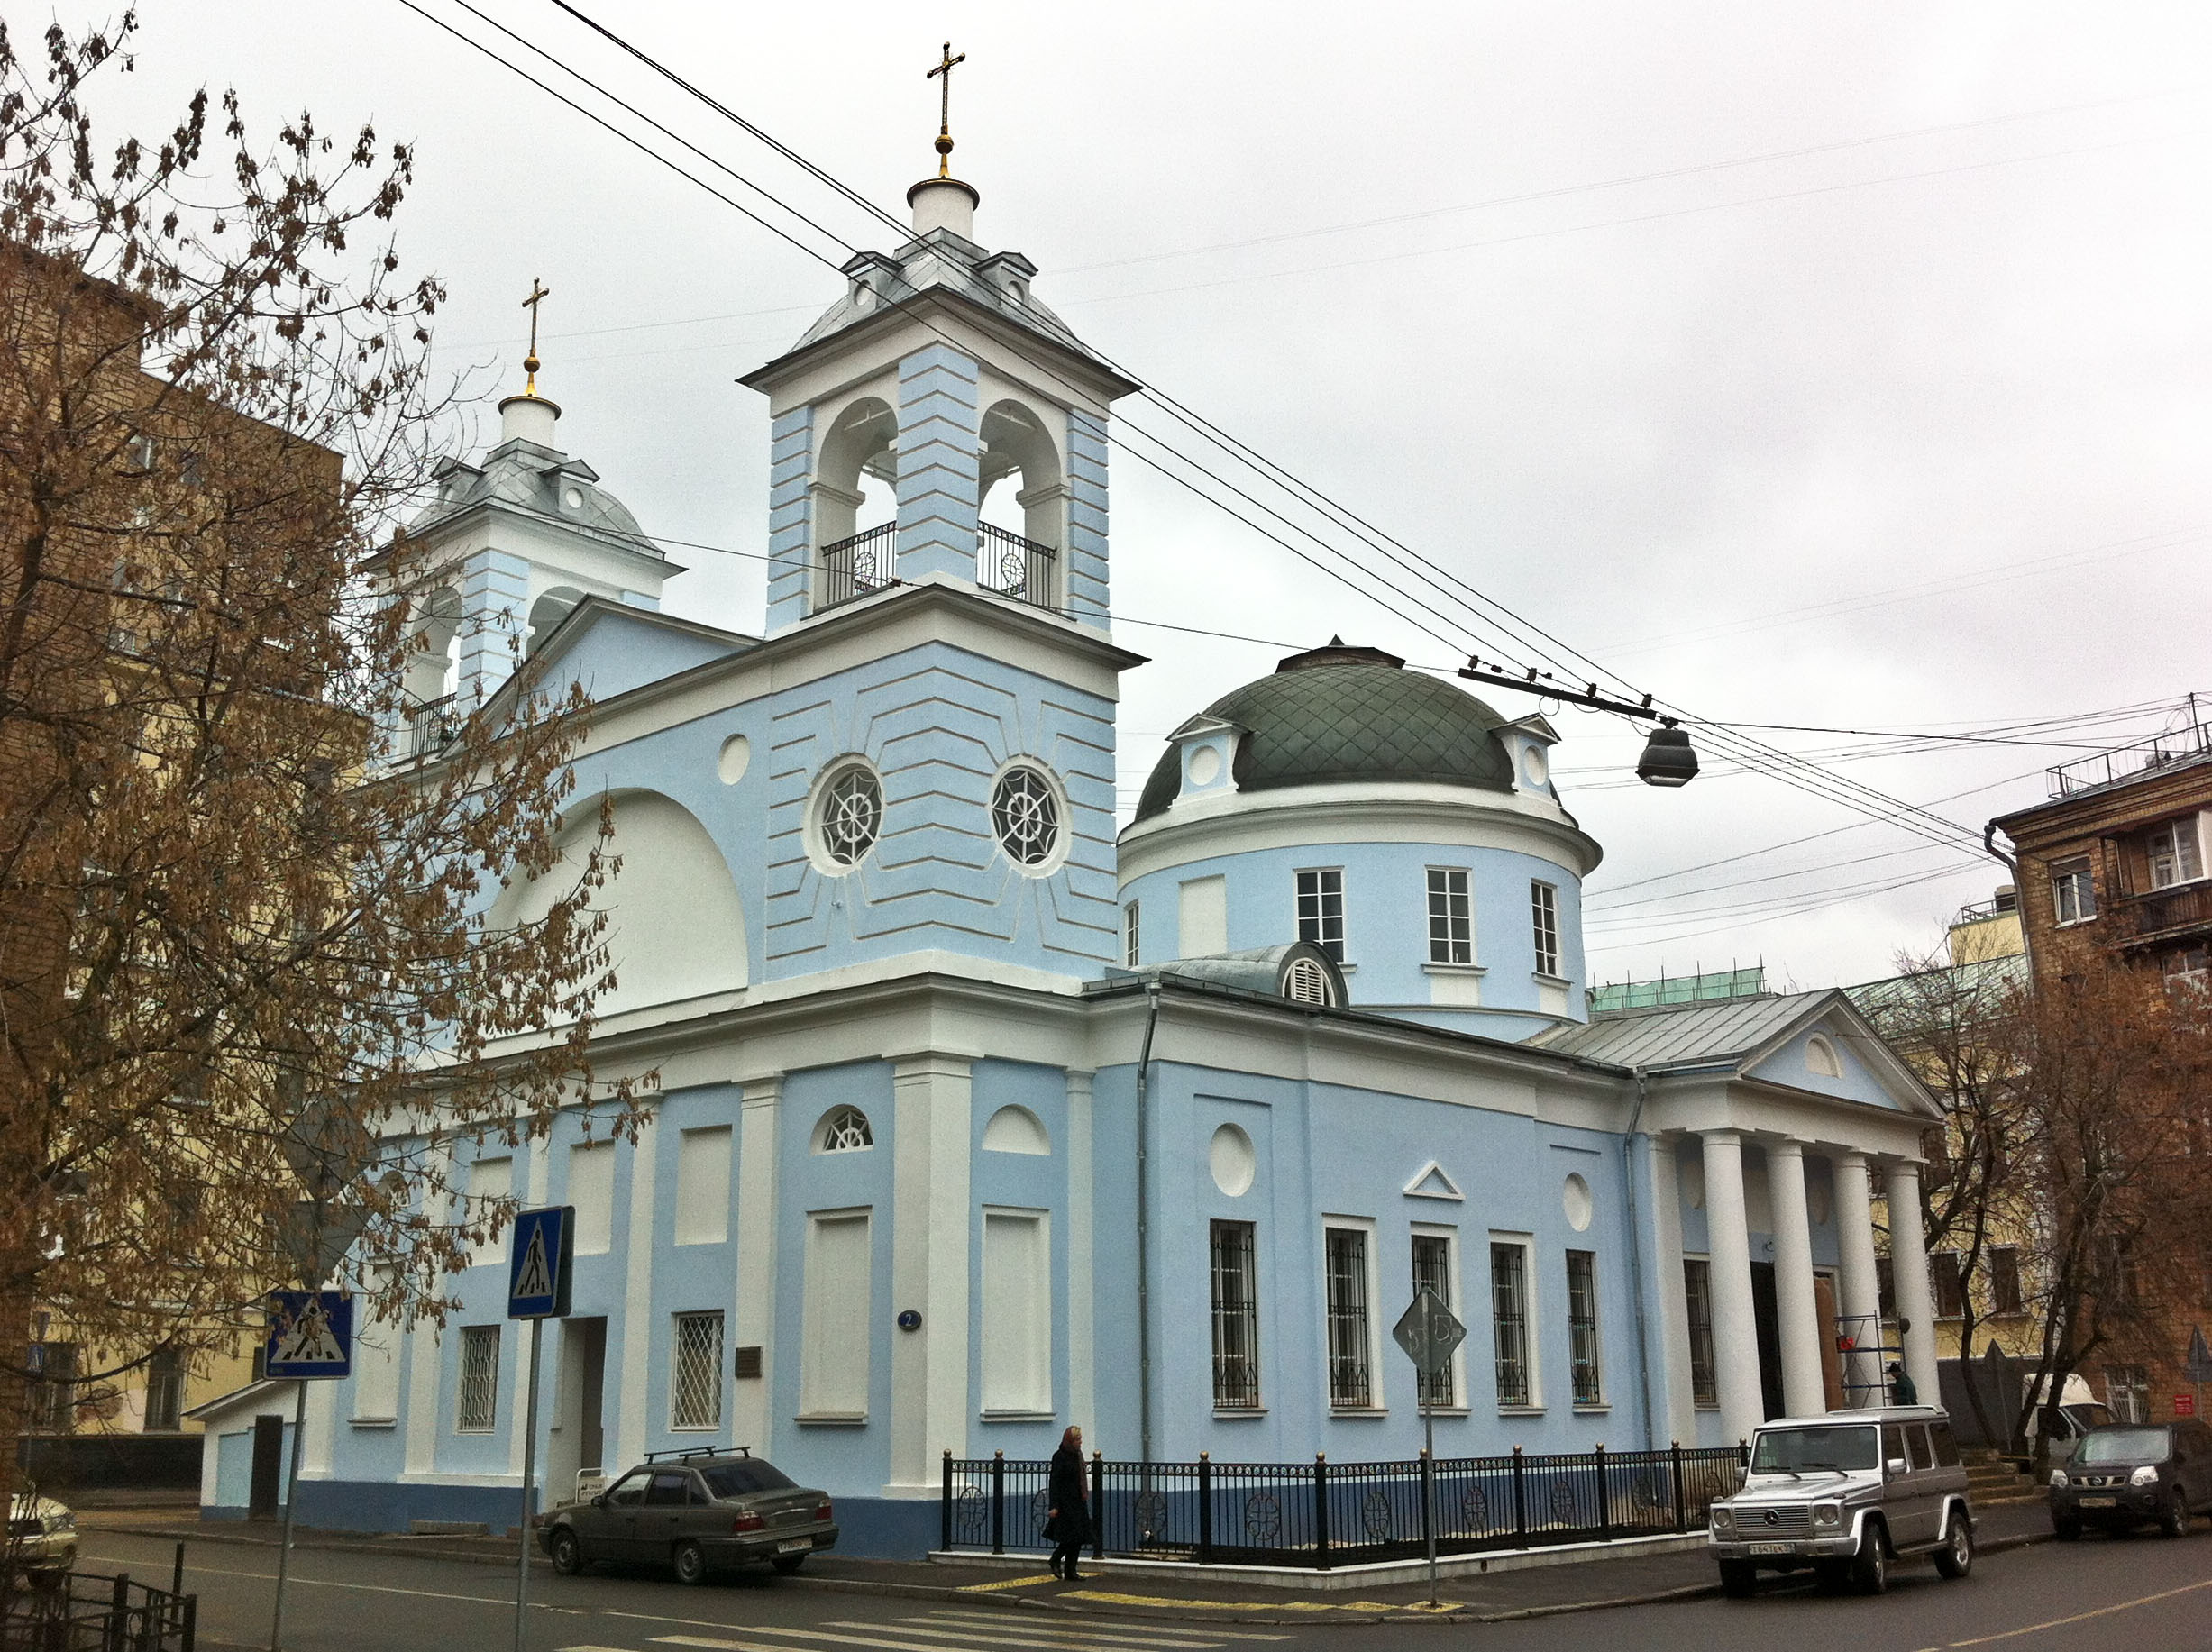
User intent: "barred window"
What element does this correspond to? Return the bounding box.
[1210,1220,1260,1410]
[1325,1227,1373,1409]
[1411,1233,1456,1409]
[457,1326,500,1434]
[1531,881,1560,978]
[1683,1259,1718,1406]
[1566,1250,1602,1407]
[2106,1364,2150,1424]
[1295,868,1345,963]
[1491,1242,1532,1408]
[1426,868,1472,965]
[671,1310,725,1431]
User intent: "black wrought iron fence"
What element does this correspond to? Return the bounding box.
[942,1443,1746,1568]
[977,523,1056,610]
[819,523,895,608]
[0,1565,196,1652]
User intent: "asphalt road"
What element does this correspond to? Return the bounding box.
[74,1522,2212,1652]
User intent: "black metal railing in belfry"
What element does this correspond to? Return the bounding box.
[0,1559,197,1652]
[977,523,1057,610]
[940,1443,1746,1568]
[819,523,896,608]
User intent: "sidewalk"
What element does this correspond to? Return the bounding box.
[80,1501,2056,1626]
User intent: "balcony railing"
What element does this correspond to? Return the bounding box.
[978,522,1058,610]
[2050,716,2212,798]
[2115,880,2212,948]
[405,693,457,762]
[819,523,896,608]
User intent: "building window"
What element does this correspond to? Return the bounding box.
[457,1326,500,1433]
[814,1106,873,1153]
[1989,1246,2023,1316]
[1933,1251,1965,1319]
[981,1209,1052,1414]
[1490,1240,1533,1408]
[1426,868,1472,964]
[1324,1226,1373,1409]
[143,1348,184,1432]
[1123,901,1140,968]
[2106,1364,2150,1425]
[2147,818,2205,890]
[1411,1232,1456,1409]
[991,765,1061,867]
[1296,869,1345,963]
[800,1210,872,1417]
[2165,945,2211,997]
[818,763,882,869]
[1530,881,1560,978]
[2051,857,2097,924]
[2100,1237,2141,1305]
[1683,1260,1718,1406]
[1210,1220,1261,1410]
[670,1311,725,1430]
[26,1343,78,1433]
[1566,1250,1603,1407]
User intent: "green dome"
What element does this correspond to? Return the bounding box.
[1135,643,1516,822]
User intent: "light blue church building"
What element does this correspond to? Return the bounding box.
[192,166,1948,1556]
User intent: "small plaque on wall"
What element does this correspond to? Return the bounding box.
[733,1345,763,1379]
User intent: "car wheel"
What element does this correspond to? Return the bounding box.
[2053,1518,2081,1542]
[2159,1492,2189,1539]
[1850,1526,1888,1595]
[1717,1560,1758,1599]
[771,1554,807,1575]
[672,1539,710,1586]
[1933,1512,1974,1580]
[1814,1559,1852,1593]
[548,1529,583,1576]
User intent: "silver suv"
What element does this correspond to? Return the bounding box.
[1708,1406,1975,1597]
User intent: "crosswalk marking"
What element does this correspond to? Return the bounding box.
[863,1619,1222,1649]
[928,1614,1288,1644]
[645,1613,1264,1652]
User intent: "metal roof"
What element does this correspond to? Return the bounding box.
[1534,990,1838,1069]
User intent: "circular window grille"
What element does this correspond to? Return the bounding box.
[991,766,1060,866]
[819,766,882,867]
[1242,1491,1283,1545]
[817,1106,873,1152]
[1283,956,1335,1007]
[1460,1484,1490,1531]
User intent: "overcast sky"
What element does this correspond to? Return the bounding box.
[70,1,2212,990]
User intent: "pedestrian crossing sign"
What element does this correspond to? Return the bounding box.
[508,1205,574,1319]
[266,1290,353,1380]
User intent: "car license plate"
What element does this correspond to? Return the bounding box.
[2079,1496,2116,1508]
[1747,1542,1793,1556]
[776,1538,812,1554]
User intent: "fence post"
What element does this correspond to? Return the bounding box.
[182,1593,197,1652]
[1197,1453,1213,1566]
[1670,1442,1686,1532]
[1512,1447,1527,1543]
[170,1545,184,1606]
[991,1451,1006,1556]
[1091,1451,1106,1561]
[1595,1445,1611,1541]
[941,1450,953,1552]
[1313,1455,1330,1570]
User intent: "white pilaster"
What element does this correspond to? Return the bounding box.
[1065,1070,1095,1442]
[888,1054,973,1493]
[508,1134,551,1480]
[610,1108,661,1470]
[1886,1160,1941,1406]
[1766,1140,1826,1418]
[1701,1130,1764,1445]
[1833,1153,1883,1402]
[730,1077,782,1456]
[303,1379,337,1479]
[402,1141,454,1475]
[1647,1135,1696,1444]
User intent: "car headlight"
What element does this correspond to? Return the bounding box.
[1814,1502,1841,1527]
[1711,1507,1734,1533]
[2049,1469,2068,1488]
[41,1512,72,1534]
[2131,1465,2161,1486]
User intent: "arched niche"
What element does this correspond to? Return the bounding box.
[981,1104,1049,1155]
[527,585,585,654]
[406,585,462,706]
[485,789,749,1019]
[977,398,1065,549]
[813,396,898,547]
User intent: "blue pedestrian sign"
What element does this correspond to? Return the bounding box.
[508,1206,574,1319]
[265,1291,353,1380]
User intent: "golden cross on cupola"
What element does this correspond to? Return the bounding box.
[521,277,552,396]
[927,41,965,178]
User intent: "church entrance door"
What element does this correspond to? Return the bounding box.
[549,1317,607,1504]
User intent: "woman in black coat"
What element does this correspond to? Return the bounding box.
[1046,1425,1092,1581]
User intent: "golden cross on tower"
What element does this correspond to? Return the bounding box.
[521,277,552,396]
[926,41,965,178]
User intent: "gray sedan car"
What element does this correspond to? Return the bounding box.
[541,1449,838,1584]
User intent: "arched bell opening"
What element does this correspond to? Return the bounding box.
[527,585,586,654]
[402,585,462,759]
[977,397,1065,608]
[812,396,898,609]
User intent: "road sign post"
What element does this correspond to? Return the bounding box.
[1392,1287,1467,1607]
[508,1207,573,1652]
[263,1290,352,1652]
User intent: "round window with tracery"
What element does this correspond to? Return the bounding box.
[991,765,1060,867]
[818,764,882,868]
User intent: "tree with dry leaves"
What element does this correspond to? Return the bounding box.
[0,14,642,1514]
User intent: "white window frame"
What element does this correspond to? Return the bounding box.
[1124,899,1140,968]
[2051,856,2097,925]
[1488,1232,1541,1411]
[1530,881,1561,980]
[2147,817,2207,890]
[1321,1215,1383,1412]
[669,1310,726,1431]
[1409,1223,1467,1411]
[1426,867,1474,966]
[1295,867,1347,963]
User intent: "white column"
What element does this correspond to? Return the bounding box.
[1065,1070,1096,1441]
[1886,1160,1941,1406]
[1833,1153,1883,1403]
[730,1076,782,1456]
[888,1054,973,1493]
[609,1107,661,1471]
[1701,1131,1765,1445]
[1765,1140,1826,1418]
[1647,1135,1697,1445]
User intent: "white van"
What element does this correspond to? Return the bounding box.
[2022,1373,2114,1454]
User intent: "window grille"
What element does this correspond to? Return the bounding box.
[457,1326,500,1433]
[816,1106,873,1152]
[1491,1242,1531,1407]
[1530,881,1560,978]
[819,765,882,867]
[1295,869,1345,963]
[1325,1228,1373,1408]
[671,1311,725,1430]
[143,1348,184,1431]
[1426,869,1472,964]
[1683,1260,1718,1406]
[1566,1250,1602,1406]
[2051,858,2097,924]
[1124,901,1140,968]
[1210,1220,1260,1410]
[991,767,1061,866]
[1411,1233,1456,1408]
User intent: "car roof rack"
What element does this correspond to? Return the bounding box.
[643,1446,723,1464]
